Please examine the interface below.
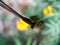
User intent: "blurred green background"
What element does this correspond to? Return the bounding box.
[0,0,60,45]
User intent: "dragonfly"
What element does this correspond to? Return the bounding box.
[0,0,44,31]
[0,0,36,28]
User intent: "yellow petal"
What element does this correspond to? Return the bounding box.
[47,5,52,11]
[43,8,49,15]
[16,19,30,31]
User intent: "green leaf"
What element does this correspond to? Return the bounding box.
[32,40,37,45]
[26,37,32,45]
[13,36,22,45]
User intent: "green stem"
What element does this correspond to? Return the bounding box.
[32,40,37,45]
[26,37,32,45]
[13,37,22,45]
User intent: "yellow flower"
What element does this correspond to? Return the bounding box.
[16,19,30,31]
[47,5,53,15]
[47,5,52,11]
[43,5,53,15]
[43,8,49,15]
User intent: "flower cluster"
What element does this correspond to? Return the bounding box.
[43,5,53,15]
